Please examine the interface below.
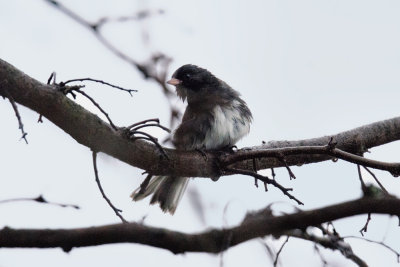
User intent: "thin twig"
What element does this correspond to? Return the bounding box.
[130,130,169,159]
[357,164,368,194]
[38,72,57,123]
[126,118,160,129]
[278,154,296,180]
[95,9,164,27]
[0,195,79,209]
[226,167,304,205]
[271,168,276,180]
[92,151,128,223]
[359,213,371,236]
[344,235,400,263]
[4,90,28,144]
[130,123,171,133]
[314,245,328,267]
[273,236,289,267]
[61,78,137,96]
[363,166,389,195]
[74,89,118,131]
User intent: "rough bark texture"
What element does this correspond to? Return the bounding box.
[0,197,398,253]
[1,58,399,179]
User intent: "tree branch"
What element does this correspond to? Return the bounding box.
[1,58,400,180]
[0,197,399,253]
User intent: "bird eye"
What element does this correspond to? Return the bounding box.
[185,73,191,79]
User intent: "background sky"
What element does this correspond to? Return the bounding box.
[1,1,400,266]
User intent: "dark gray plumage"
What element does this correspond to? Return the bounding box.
[131,64,252,214]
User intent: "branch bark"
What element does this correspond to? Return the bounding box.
[0,197,399,253]
[1,58,399,179]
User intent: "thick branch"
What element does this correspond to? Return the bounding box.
[1,58,400,179]
[0,197,399,253]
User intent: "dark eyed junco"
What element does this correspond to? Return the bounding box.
[131,64,252,214]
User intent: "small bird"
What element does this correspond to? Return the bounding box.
[131,64,252,214]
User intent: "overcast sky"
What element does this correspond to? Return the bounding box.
[1,1,400,266]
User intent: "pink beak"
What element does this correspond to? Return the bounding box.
[167,78,181,86]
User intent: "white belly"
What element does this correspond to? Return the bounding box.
[203,101,250,149]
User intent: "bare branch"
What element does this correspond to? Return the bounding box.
[222,142,400,177]
[285,229,368,267]
[1,197,400,253]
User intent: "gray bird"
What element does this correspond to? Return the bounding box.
[131,64,252,214]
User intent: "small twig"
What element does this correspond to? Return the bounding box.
[226,167,304,205]
[130,123,170,133]
[359,213,371,236]
[95,9,164,27]
[278,154,296,180]
[314,245,328,267]
[363,166,389,195]
[126,118,160,129]
[252,159,259,188]
[344,235,400,263]
[38,72,57,123]
[130,130,169,159]
[357,164,368,194]
[61,78,137,96]
[273,236,290,267]
[4,90,28,144]
[92,151,128,223]
[74,89,118,131]
[271,168,276,180]
[0,195,80,209]
[259,239,276,265]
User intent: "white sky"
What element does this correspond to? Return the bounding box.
[1,0,400,266]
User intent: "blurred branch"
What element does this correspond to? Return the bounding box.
[0,197,400,253]
[283,229,367,267]
[44,0,179,127]
[1,58,400,181]
[343,235,400,263]
[0,195,79,209]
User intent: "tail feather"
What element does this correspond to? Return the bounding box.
[131,176,189,214]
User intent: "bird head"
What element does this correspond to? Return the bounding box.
[167,64,219,103]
